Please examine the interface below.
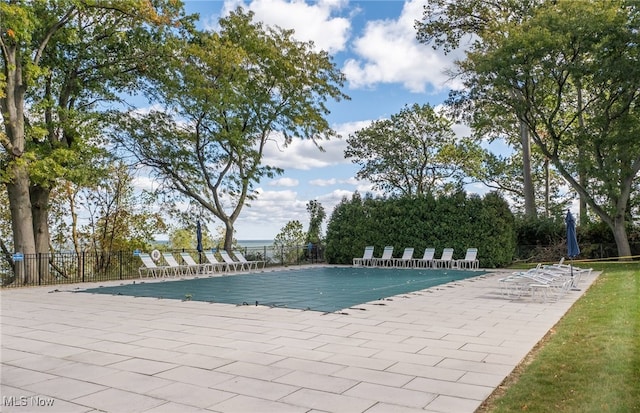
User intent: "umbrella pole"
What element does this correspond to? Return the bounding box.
[570,259,580,291]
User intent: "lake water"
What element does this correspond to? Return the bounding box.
[237,240,274,248]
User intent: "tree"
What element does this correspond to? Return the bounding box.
[416,0,544,217]
[211,226,238,251]
[113,8,348,252]
[169,229,192,251]
[345,103,482,197]
[474,148,571,217]
[82,162,166,254]
[440,0,640,257]
[169,225,212,251]
[0,0,189,283]
[305,200,325,244]
[0,184,13,275]
[273,220,305,264]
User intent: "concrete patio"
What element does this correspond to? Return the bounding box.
[1,268,598,412]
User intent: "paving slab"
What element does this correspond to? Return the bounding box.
[1,268,598,412]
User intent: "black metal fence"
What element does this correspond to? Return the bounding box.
[0,244,324,288]
[2,242,636,288]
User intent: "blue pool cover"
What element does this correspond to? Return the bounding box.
[81,266,486,313]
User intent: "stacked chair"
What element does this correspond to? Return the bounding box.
[499,261,592,302]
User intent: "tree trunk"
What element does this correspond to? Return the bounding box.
[544,158,550,217]
[6,168,36,284]
[223,220,234,252]
[30,185,51,255]
[576,84,588,225]
[611,216,632,260]
[31,185,52,281]
[2,46,36,284]
[520,120,537,217]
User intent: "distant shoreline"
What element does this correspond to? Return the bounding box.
[152,239,275,248]
[237,240,274,247]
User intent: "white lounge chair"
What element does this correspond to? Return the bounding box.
[203,251,229,273]
[414,248,435,268]
[373,246,394,267]
[542,258,592,288]
[433,248,454,268]
[234,251,265,270]
[394,248,414,268]
[162,252,191,276]
[138,253,167,278]
[219,250,244,271]
[526,268,573,301]
[353,246,375,267]
[454,248,479,269]
[180,252,210,275]
[499,264,573,301]
[543,257,591,274]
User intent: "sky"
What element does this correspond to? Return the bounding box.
[144,0,485,241]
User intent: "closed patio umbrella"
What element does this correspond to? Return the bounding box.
[566,210,580,288]
[196,220,203,253]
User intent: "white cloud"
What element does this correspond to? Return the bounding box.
[269,177,299,187]
[309,177,366,188]
[131,175,159,192]
[235,188,308,236]
[317,188,355,205]
[336,119,374,135]
[464,182,490,196]
[234,186,372,239]
[262,134,348,170]
[452,122,472,140]
[343,0,466,93]
[343,176,361,186]
[130,103,165,116]
[221,0,351,53]
[261,120,374,171]
[309,178,337,186]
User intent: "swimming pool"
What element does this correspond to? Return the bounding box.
[81,266,486,313]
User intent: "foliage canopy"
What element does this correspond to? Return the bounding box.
[112,8,348,251]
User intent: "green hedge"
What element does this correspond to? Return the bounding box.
[325,191,516,268]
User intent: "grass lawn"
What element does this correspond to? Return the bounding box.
[479,262,640,413]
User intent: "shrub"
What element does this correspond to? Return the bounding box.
[325,191,516,268]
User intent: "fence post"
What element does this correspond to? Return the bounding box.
[119,251,123,280]
[82,250,85,282]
